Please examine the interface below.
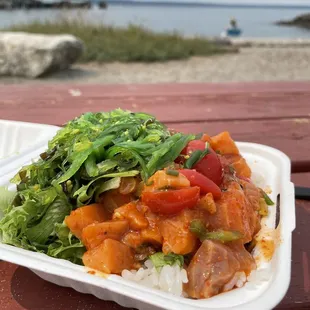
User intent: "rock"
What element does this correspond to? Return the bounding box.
[0,32,84,78]
[276,13,310,29]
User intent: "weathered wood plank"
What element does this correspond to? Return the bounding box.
[278,199,310,309]
[0,82,309,309]
[1,93,310,124]
[0,261,132,310]
[1,81,310,98]
[292,173,310,187]
[0,84,310,124]
[1,83,310,169]
[0,262,23,310]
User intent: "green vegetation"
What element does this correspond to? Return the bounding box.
[6,18,236,63]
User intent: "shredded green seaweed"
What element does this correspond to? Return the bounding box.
[0,109,194,263]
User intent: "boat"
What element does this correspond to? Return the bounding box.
[221,18,242,37]
[226,28,242,36]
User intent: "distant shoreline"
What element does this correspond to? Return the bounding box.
[1,2,310,39]
[107,1,310,9]
[276,13,310,29]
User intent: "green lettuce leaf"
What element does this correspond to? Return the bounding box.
[0,199,37,246]
[25,196,71,244]
[0,186,16,216]
[47,222,85,265]
[0,186,68,248]
[74,177,122,206]
[150,252,184,271]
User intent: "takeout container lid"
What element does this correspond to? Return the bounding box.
[0,119,59,176]
[0,120,295,310]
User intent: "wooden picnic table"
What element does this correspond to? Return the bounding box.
[0,82,309,310]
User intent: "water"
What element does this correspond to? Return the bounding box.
[0,4,310,38]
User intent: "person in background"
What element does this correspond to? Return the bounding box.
[221,18,242,38]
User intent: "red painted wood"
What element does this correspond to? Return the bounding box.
[0,262,22,310]
[292,173,310,187]
[1,85,310,167]
[1,87,310,124]
[1,81,310,98]
[0,262,128,310]
[0,82,309,310]
[277,200,310,309]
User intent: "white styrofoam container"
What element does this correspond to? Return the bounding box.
[0,120,60,175]
[0,131,295,310]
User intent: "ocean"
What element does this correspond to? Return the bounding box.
[1,3,310,38]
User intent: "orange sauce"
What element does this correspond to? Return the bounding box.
[86,268,109,278]
[258,238,275,261]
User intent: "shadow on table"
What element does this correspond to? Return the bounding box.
[11,266,133,310]
[41,67,99,81]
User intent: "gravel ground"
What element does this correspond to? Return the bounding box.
[2,47,310,84]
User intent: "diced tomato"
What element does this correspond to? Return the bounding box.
[141,187,200,215]
[179,169,221,200]
[181,140,223,186]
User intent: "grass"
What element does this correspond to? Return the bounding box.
[6,18,236,63]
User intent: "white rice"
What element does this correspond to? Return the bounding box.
[121,259,188,296]
[247,268,271,283]
[122,260,251,296]
[223,271,247,292]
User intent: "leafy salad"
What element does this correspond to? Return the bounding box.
[0,109,195,264]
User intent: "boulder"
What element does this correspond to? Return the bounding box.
[0,32,84,78]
